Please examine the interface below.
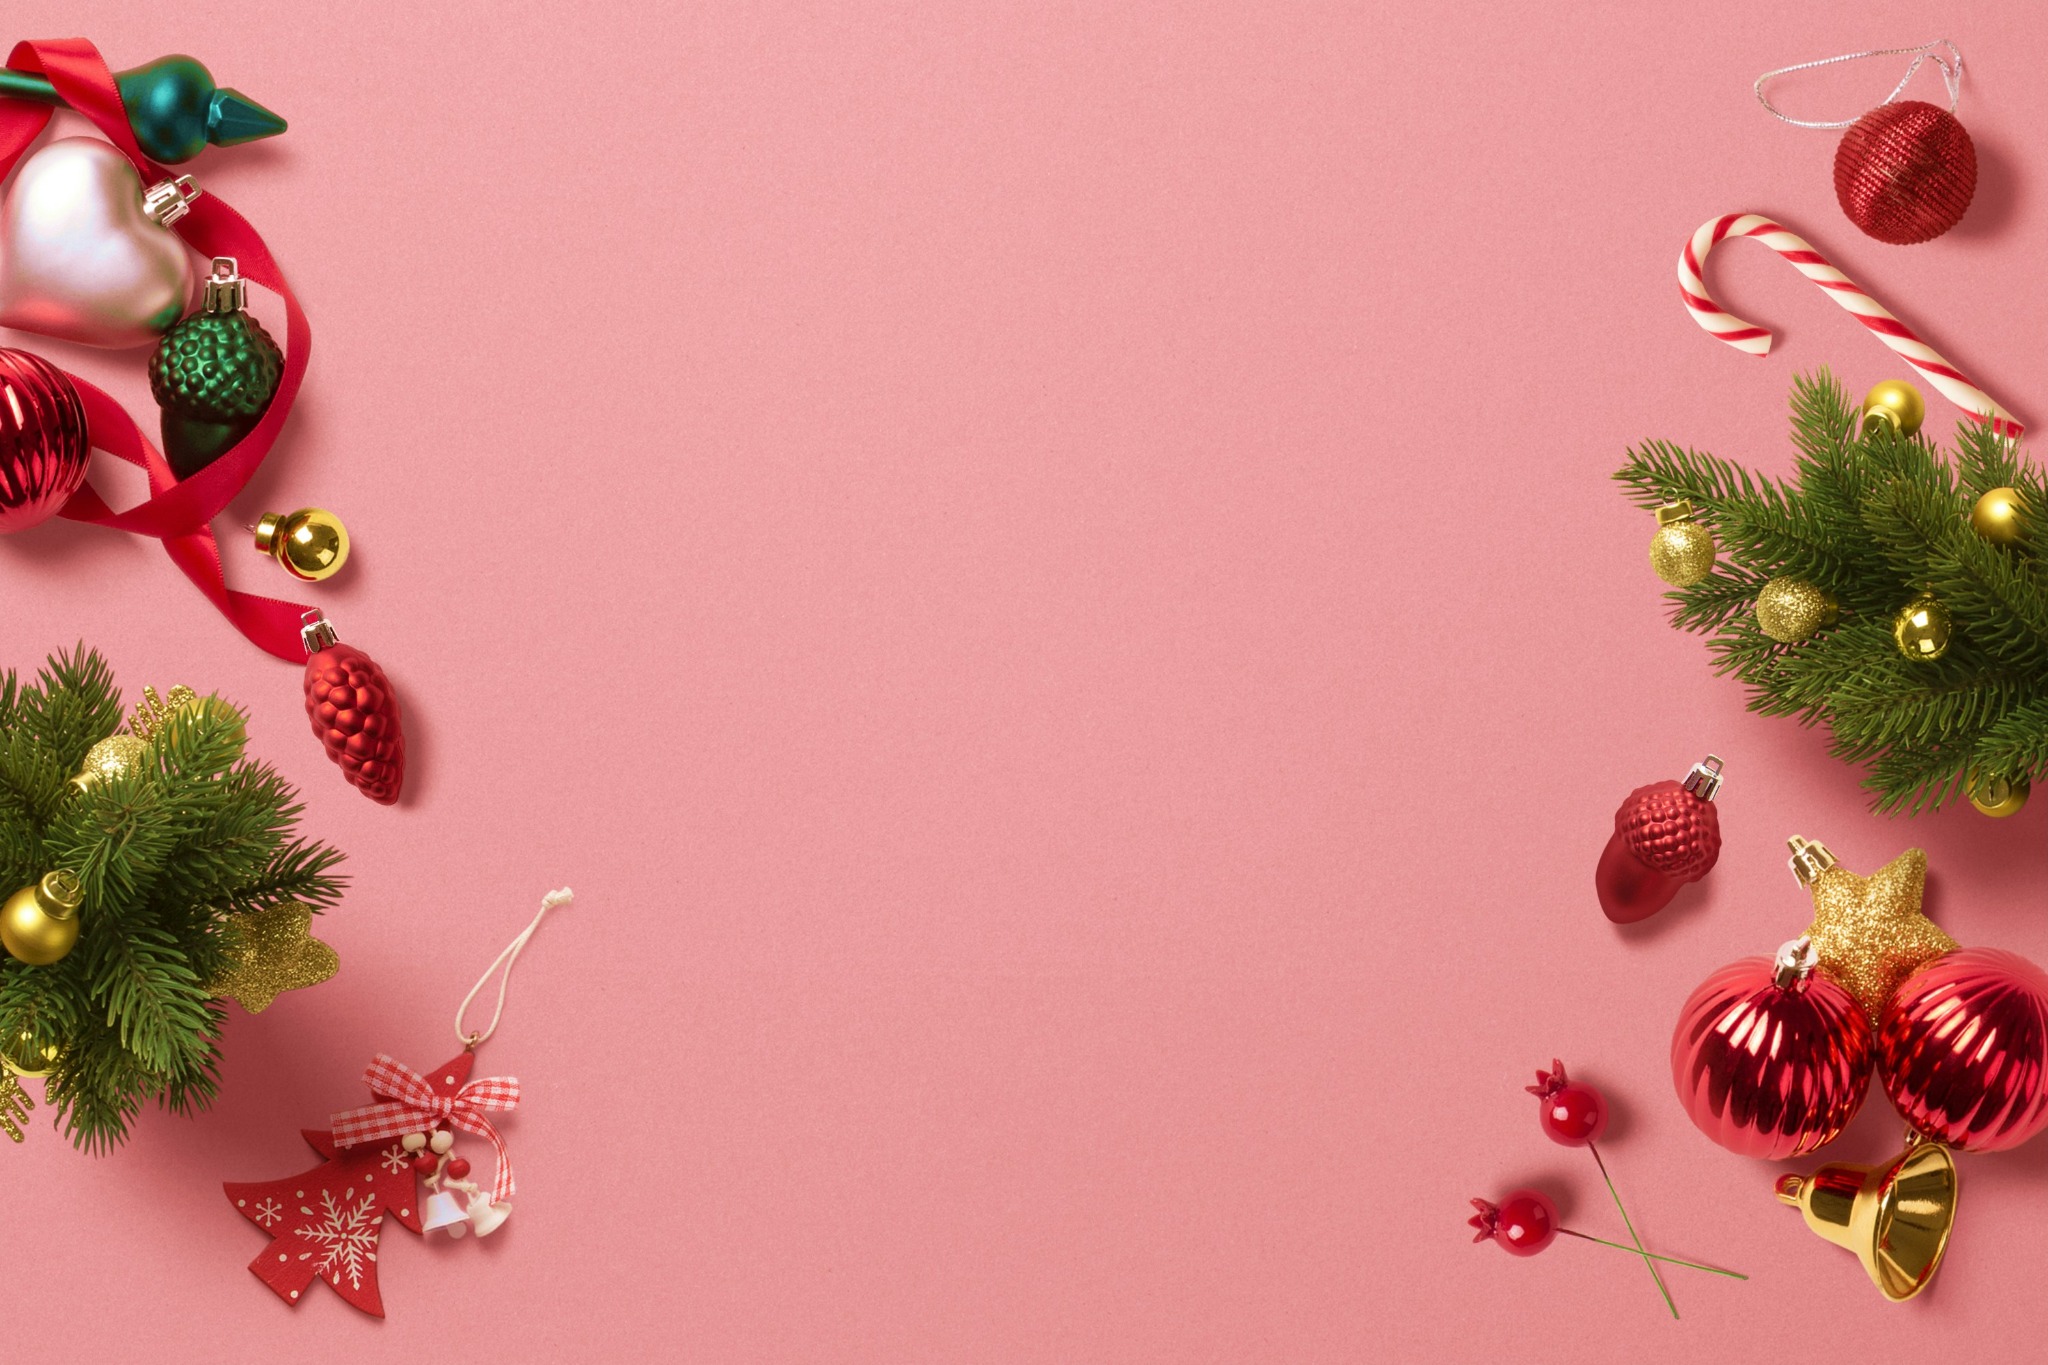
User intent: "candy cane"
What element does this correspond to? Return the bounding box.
[1678,213,2022,439]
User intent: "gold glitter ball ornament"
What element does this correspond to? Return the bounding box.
[1862,379,1925,438]
[69,732,147,792]
[1892,595,1951,660]
[1756,577,1837,643]
[1968,772,2029,818]
[1789,837,1956,1024]
[1648,501,1717,586]
[210,901,338,1013]
[1969,487,2028,545]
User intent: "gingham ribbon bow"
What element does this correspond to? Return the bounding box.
[330,1054,522,1203]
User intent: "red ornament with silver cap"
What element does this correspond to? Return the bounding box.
[300,609,406,804]
[1596,755,1724,923]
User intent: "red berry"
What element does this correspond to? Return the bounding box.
[1526,1058,1608,1147]
[445,1157,471,1180]
[1492,1190,1558,1256]
[413,1154,439,1175]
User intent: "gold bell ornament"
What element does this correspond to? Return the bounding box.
[1773,1135,1957,1302]
[1969,487,2028,546]
[252,506,350,582]
[1648,500,1717,586]
[1861,379,1925,438]
[0,871,82,965]
[1892,594,1951,660]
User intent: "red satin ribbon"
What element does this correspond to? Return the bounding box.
[0,37,311,661]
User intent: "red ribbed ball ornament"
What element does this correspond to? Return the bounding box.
[1878,948,2048,1152]
[0,347,89,533]
[1672,938,1873,1158]
[1834,100,1976,244]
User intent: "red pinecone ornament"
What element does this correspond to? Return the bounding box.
[301,611,405,805]
[1596,757,1722,923]
[1834,100,1976,245]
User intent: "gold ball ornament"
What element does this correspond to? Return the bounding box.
[68,732,147,792]
[1893,595,1952,660]
[0,1029,58,1079]
[253,507,350,582]
[1970,487,2028,546]
[1968,772,2029,818]
[1789,837,1956,1025]
[1862,380,1926,438]
[0,871,82,966]
[209,901,338,1013]
[1755,577,1838,643]
[1648,500,1716,586]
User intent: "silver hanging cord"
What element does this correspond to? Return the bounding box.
[1755,41,1963,129]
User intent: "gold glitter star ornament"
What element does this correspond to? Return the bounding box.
[1788,837,1956,1024]
[210,901,338,1013]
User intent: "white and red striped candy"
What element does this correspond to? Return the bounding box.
[1677,213,2021,439]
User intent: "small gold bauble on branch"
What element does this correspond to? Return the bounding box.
[252,506,350,582]
[1755,576,1838,643]
[1892,594,1952,661]
[1969,487,2028,546]
[1861,379,1925,438]
[0,871,82,966]
[68,732,147,792]
[0,1030,57,1146]
[1968,772,2029,818]
[1648,500,1717,586]
[209,901,338,1013]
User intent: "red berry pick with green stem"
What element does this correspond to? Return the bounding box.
[1528,1059,1672,1317]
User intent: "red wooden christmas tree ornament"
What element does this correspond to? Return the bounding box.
[224,1128,423,1317]
[300,609,406,805]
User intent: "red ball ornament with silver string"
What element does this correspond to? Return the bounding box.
[1671,936,1873,1158]
[300,610,406,805]
[1756,42,1976,245]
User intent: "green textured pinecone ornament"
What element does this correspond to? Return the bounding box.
[149,256,283,479]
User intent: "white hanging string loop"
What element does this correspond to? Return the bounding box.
[1756,41,1964,129]
[456,888,574,1049]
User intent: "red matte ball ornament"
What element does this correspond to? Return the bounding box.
[1596,756,1723,923]
[1835,100,1976,244]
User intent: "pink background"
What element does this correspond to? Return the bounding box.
[3,2,2047,1360]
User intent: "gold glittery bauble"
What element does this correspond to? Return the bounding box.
[1970,487,2028,545]
[1862,380,1925,438]
[69,733,147,792]
[1648,501,1716,586]
[1892,595,1951,660]
[1755,577,1836,643]
[210,902,338,1013]
[1968,772,2029,818]
[1800,845,1956,1024]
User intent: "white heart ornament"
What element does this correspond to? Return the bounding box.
[0,137,198,349]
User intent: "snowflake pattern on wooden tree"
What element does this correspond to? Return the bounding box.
[225,1129,423,1317]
